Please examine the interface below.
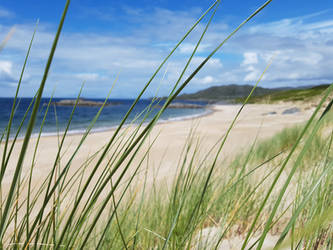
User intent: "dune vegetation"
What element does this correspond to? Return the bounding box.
[236,84,331,104]
[0,0,332,249]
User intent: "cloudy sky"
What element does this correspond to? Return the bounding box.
[0,0,332,98]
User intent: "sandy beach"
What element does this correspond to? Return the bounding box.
[2,103,312,194]
[0,103,322,248]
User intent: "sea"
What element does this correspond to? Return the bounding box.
[0,98,209,139]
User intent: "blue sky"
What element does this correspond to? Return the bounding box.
[0,0,333,98]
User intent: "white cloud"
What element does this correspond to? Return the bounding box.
[179,43,211,54]
[304,20,333,31]
[242,52,258,65]
[201,75,214,84]
[223,12,333,87]
[243,65,260,82]
[0,60,18,89]
[191,57,223,68]
[0,61,12,75]
[75,73,100,81]
[1,6,333,97]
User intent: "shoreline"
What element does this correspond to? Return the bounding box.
[7,106,215,142]
[3,102,308,144]
[0,103,312,202]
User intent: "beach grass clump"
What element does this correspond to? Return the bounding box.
[1,0,333,249]
[95,140,267,249]
[85,111,333,249]
[249,122,331,170]
[253,125,302,161]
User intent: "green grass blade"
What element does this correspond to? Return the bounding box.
[319,98,333,120]
[0,22,37,183]
[255,84,333,249]
[78,134,159,249]
[2,94,38,176]
[33,84,84,246]
[0,0,70,241]
[59,2,273,246]
[274,160,333,249]
[162,2,222,246]
[26,79,115,247]
[55,2,222,244]
[181,54,273,241]
[25,94,54,240]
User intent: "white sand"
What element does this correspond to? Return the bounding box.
[1,103,312,193]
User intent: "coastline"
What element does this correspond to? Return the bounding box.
[9,105,214,141]
[0,102,315,202]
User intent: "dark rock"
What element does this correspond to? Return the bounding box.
[155,102,205,109]
[167,103,205,109]
[282,107,300,114]
[262,111,277,116]
[51,98,117,107]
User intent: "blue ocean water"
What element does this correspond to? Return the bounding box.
[0,98,209,138]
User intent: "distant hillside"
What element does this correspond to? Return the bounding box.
[236,84,331,103]
[176,84,288,101]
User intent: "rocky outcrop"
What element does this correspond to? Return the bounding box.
[282,107,300,114]
[166,103,205,109]
[51,99,117,107]
[262,111,277,116]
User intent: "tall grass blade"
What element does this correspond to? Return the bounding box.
[0,22,37,183]
[1,94,37,181]
[319,98,333,120]
[25,94,54,240]
[243,84,333,250]
[54,1,224,245]
[162,3,221,247]
[256,84,333,249]
[58,1,273,247]
[33,84,83,246]
[181,54,274,243]
[26,78,115,247]
[0,0,70,242]
[274,160,333,248]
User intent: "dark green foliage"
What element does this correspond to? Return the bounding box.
[237,84,331,103]
[177,84,284,101]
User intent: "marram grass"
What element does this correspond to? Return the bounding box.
[0,0,333,249]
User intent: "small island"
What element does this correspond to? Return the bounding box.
[155,102,206,109]
[51,98,119,107]
[167,102,205,109]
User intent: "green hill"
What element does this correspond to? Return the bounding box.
[177,84,286,101]
[236,84,331,103]
[175,84,332,103]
